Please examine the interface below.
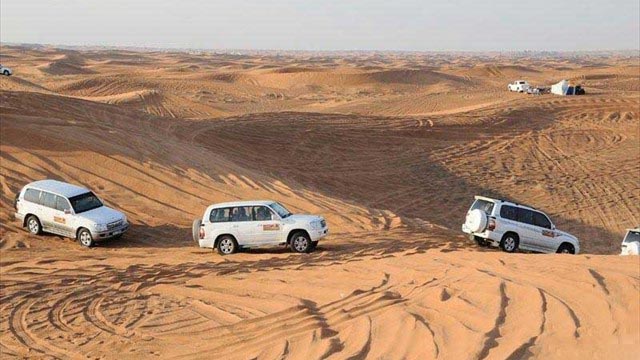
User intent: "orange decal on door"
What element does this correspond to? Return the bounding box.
[54,216,66,224]
[263,224,280,231]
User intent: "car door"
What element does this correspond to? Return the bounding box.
[39,191,59,234]
[251,206,283,245]
[229,206,255,246]
[21,188,44,222]
[515,208,540,251]
[499,204,525,242]
[531,211,557,252]
[53,195,75,237]
[207,207,233,247]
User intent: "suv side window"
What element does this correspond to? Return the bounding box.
[210,208,231,223]
[500,205,518,221]
[517,208,535,225]
[532,211,552,229]
[41,191,57,209]
[55,196,71,212]
[253,206,274,221]
[24,188,42,204]
[230,206,252,222]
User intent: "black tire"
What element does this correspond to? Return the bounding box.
[474,236,489,247]
[290,231,312,253]
[26,215,42,235]
[3,70,9,76]
[500,233,519,253]
[77,228,94,247]
[309,241,319,251]
[192,219,202,243]
[217,235,238,255]
[557,243,575,254]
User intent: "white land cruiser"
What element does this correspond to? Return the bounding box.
[508,80,530,92]
[14,180,129,247]
[192,200,328,255]
[0,64,12,76]
[620,227,639,256]
[462,196,580,254]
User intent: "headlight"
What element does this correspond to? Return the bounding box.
[310,220,321,230]
[95,223,108,232]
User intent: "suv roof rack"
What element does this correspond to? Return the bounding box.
[501,199,535,209]
[475,195,536,210]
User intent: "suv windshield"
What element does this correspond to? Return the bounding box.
[471,199,494,215]
[69,192,103,214]
[269,202,292,218]
[623,231,640,243]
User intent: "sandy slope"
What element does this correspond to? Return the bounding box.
[0,47,639,359]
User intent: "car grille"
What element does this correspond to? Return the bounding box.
[107,220,123,230]
[320,220,326,228]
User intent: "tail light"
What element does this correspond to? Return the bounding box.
[487,218,496,231]
[198,227,205,239]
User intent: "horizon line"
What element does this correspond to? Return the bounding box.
[3,41,639,55]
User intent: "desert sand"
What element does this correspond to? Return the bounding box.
[0,46,638,359]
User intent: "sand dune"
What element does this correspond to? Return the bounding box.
[0,47,638,359]
[37,53,96,76]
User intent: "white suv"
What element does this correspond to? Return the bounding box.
[14,180,129,247]
[620,227,639,256]
[508,80,530,92]
[0,64,12,76]
[192,201,328,255]
[462,196,580,254]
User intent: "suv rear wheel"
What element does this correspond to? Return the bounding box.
[217,235,238,255]
[473,235,490,247]
[500,233,519,253]
[26,215,42,235]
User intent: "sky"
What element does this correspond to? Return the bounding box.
[1,0,638,51]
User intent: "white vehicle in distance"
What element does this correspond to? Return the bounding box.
[0,64,12,76]
[508,80,530,92]
[462,195,580,254]
[14,180,129,247]
[192,200,328,255]
[620,227,639,256]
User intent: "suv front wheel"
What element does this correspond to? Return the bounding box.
[500,233,519,253]
[290,231,312,253]
[557,243,575,254]
[77,228,95,247]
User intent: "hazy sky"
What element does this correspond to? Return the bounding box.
[1,0,638,51]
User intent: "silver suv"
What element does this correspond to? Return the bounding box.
[462,196,580,254]
[14,180,129,247]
